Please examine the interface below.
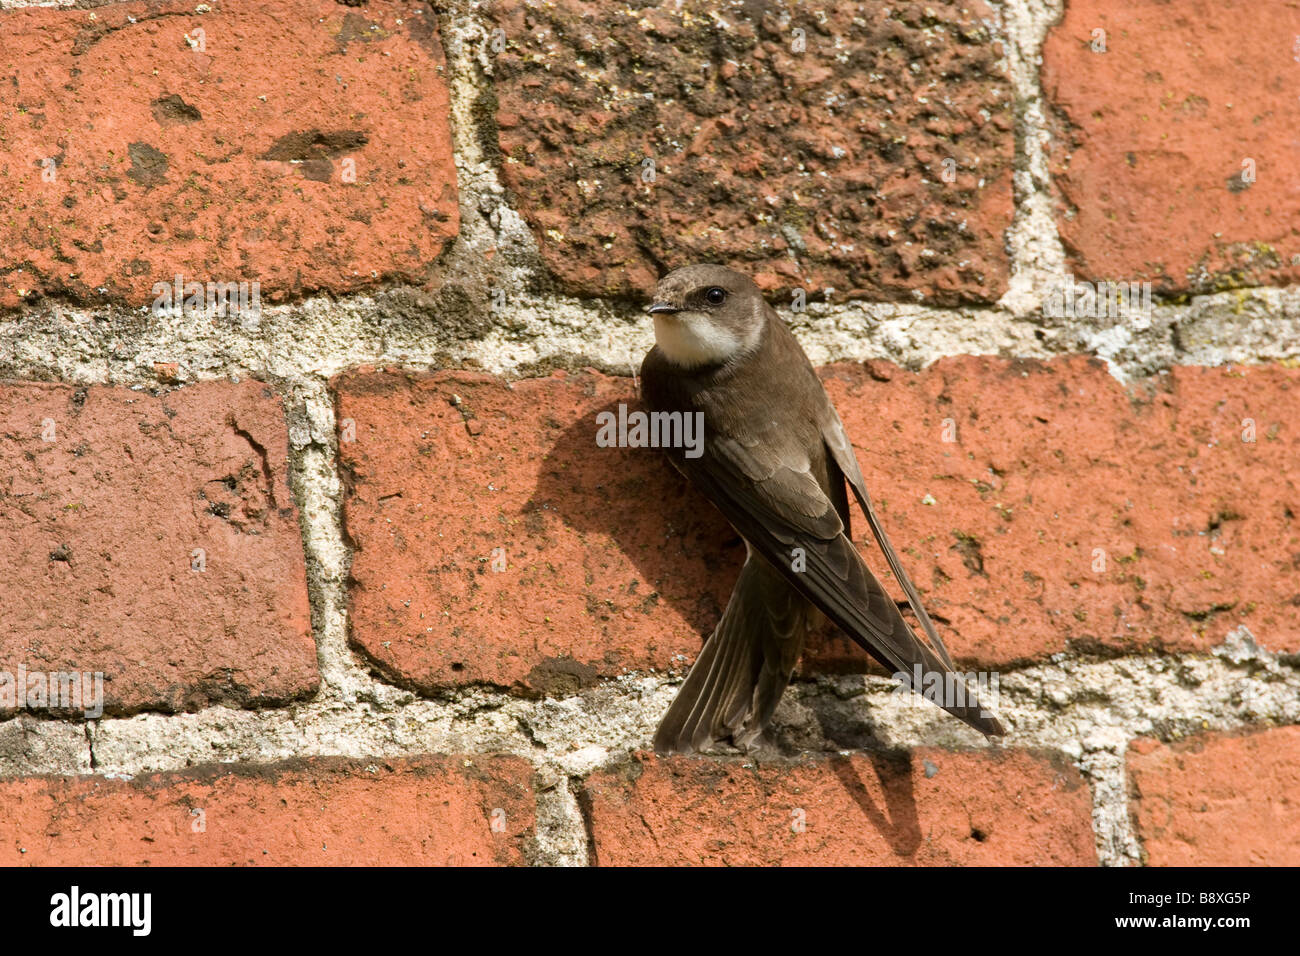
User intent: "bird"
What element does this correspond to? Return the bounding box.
[640,264,1005,753]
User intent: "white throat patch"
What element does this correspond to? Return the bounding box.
[653,309,756,368]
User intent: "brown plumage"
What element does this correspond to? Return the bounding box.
[641,264,1005,753]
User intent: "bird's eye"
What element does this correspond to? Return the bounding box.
[704,287,727,305]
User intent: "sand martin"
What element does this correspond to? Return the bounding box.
[641,264,1005,753]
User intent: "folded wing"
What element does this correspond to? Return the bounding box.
[678,427,1004,736]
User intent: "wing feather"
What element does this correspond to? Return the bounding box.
[820,404,958,671]
[680,436,1004,736]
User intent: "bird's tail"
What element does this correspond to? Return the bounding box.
[654,552,811,754]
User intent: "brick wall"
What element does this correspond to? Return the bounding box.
[0,0,1296,867]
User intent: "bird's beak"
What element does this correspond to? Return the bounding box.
[647,302,680,315]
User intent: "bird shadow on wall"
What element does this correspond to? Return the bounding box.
[830,750,923,857]
[525,397,742,646]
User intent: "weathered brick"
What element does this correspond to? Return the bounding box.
[336,358,1300,695]
[0,756,535,866]
[581,749,1096,865]
[335,367,733,695]
[487,0,1014,303]
[1042,0,1300,294]
[0,380,316,715]
[818,356,1300,667]
[1128,728,1300,866]
[0,0,457,309]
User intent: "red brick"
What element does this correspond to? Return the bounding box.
[1128,728,1300,866]
[817,356,1300,667]
[581,749,1096,865]
[336,358,1300,694]
[0,756,535,866]
[0,380,316,715]
[1042,0,1300,293]
[335,367,734,694]
[0,0,457,309]
[487,0,1014,303]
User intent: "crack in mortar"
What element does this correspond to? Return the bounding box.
[0,2,1297,867]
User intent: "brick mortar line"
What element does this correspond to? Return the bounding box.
[3,286,1299,385]
[995,0,1069,315]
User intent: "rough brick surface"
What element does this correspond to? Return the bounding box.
[1042,0,1300,294]
[1128,728,1300,866]
[582,749,1096,865]
[0,756,534,866]
[488,0,1014,303]
[0,380,316,715]
[818,356,1300,667]
[0,0,457,310]
[335,367,735,695]
[337,358,1300,694]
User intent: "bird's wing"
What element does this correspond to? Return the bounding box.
[677,428,1004,736]
[820,403,957,672]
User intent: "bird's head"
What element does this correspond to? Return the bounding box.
[647,264,767,368]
